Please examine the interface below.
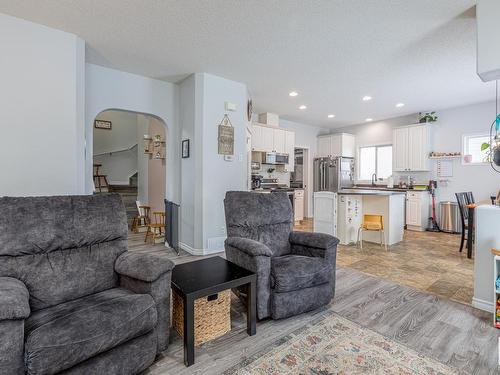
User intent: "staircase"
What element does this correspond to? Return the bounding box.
[108,173,139,228]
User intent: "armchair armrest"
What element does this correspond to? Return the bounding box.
[0,277,30,321]
[225,237,273,257]
[115,252,175,282]
[289,231,339,249]
[289,231,339,260]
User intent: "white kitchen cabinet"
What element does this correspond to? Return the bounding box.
[261,126,274,152]
[393,124,430,172]
[317,133,355,158]
[393,127,409,171]
[294,189,304,221]
[285,130,295,171]
[273,128,286,153]
[405,191,430,231]
[251,125,263,152]
[317,136,331,157]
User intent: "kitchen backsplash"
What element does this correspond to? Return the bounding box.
[255,165,290,185]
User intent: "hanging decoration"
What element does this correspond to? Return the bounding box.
[218,114,234,155]
[484,81,500,173]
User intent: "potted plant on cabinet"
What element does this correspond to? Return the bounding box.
[419,112,438,123]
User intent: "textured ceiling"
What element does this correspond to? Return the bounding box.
[0,0,493,127]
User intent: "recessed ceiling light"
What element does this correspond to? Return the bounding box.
[299,105,307,110]
[289,91,298,97]
[366,118,373,122]
[396,103,405,108]
[362,96,372,101]
[328,114,335,118]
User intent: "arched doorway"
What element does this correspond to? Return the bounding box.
[92,109,167,235]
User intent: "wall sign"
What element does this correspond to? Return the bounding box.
[94,120,112,130]
[218,114,234,155]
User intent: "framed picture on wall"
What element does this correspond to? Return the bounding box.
[94,120,112,130]
[182,139,190,158]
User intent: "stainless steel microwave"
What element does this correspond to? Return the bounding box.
[262,152,289,165]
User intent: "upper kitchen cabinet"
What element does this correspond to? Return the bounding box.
[317,133,355,158]
[251,124,295,170]
[393,124,431,172]
[284,130,295,171]
[273,128,286,153]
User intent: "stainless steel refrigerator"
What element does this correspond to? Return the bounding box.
[313,156,354,192]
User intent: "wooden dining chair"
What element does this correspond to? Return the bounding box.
[145,211,166,244]
[132,201,150,233]
[455,192,475,253]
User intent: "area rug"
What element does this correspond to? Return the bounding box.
[225,311,457,375]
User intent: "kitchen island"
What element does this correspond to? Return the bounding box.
[338,189,406,246]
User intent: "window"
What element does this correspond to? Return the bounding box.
[358,145,393,180]
[462,134,490,164]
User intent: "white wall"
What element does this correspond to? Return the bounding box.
[179,73,248,254]
[93,110,139,185]
[280,119,328,217]
[0,13,85,196]
[332,102,500,202]
[202,74,248,253]
[85,63,180,203]
[431,101,500,202]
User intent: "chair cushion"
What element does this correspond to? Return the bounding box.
[271,255,331,293]
[24,288,157,375]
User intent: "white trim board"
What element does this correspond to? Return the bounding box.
[179,241,224,256]
[472,297,494,313]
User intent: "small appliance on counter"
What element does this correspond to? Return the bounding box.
[251,174,263,190]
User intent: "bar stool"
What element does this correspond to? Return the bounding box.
[357,214,387,251]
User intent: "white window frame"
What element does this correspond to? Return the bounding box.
[462,133,490,166]
[356,144,393,183]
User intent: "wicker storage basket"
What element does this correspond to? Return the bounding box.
[172,289,231,346]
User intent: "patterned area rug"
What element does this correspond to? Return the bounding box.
[225,312,457,375]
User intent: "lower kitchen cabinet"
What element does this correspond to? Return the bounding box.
[405,191,430,231]
[294,189,304,221]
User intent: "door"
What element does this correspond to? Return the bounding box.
[318,137,331,157]
[261,126,274,151]
[273,129,285,153]
[406,198,421,226]
[393,127,409,171]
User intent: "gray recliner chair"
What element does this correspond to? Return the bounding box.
[0,194,174,375]
[224,191,339,320]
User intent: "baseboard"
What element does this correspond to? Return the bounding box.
[472,297,494,313]
[179,242,223,256]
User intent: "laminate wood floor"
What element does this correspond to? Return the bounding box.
[128,233,498,375]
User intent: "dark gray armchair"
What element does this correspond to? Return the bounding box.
[224,191,339,320]
[0,194,174,375]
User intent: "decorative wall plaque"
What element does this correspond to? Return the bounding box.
[94,119,112,130]
[218,114,234,155]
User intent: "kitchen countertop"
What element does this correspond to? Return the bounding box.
[350,186,428,192]
[338,189,406,196]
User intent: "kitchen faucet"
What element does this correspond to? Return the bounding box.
[371,173,377,186]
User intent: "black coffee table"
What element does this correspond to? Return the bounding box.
[171,256,257,366]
